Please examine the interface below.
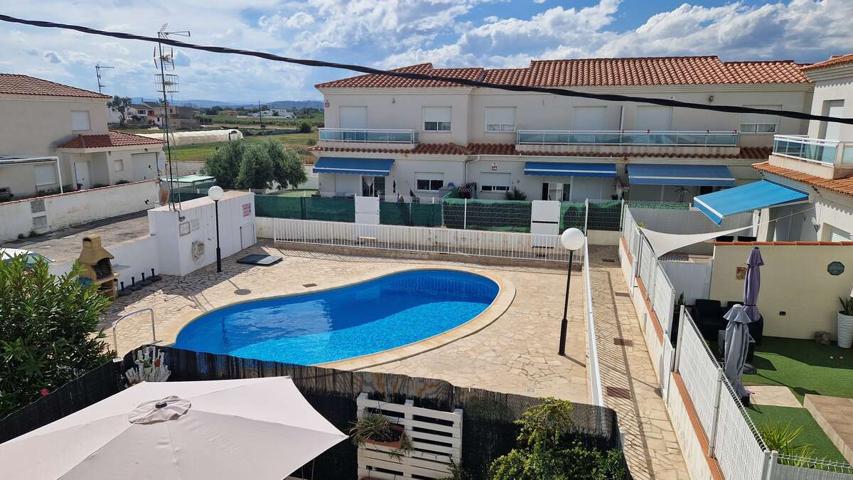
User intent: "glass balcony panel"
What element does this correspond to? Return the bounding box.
[319,128,416,144]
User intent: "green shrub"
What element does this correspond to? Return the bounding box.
[489,398,628,480]
[0,257,112,416]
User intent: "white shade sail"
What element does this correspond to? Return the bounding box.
[0,377,346,480]
[641,225,752,257]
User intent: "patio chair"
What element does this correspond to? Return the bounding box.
[693,299,725,340]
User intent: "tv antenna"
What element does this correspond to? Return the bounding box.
[154,23,190,212]
[94,64,113,94]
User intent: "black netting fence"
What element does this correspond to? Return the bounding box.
[626,200,690,210]
[1,346,624,480]
[379,202,443,227]
[443,198,532,232]
[587,200,623,231]
[560,202,587,232]
[255,195,355,222]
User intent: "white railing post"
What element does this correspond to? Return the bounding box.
[763,450,778,480]
[618,199,625,231]
[463,198,468,230]
[708,367,724,458]
[583,198,589,233]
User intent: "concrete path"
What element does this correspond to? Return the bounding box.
[589,248,690,480]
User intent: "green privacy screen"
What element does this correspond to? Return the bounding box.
[442,198,532,233]
[255,195,355,222]
[379,202,443,227]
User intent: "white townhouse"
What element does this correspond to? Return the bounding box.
[692,53,853,241]
[0,74,164,200]
[311,56,813,204]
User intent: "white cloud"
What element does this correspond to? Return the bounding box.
[0,0,847,102]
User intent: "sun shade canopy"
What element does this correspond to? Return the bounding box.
[694,180,808,224]
[627,164,736,187]
[523,162,617,177]
[313,157,394,176]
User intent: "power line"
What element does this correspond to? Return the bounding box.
[2,14,852,126]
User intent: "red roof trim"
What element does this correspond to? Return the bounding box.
[801,54,853,72]
[317,56,810,89]
[58,131,164,149]
[754,161,853,197]
[0,73,110,99]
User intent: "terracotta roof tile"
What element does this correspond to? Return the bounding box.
[717,240,853,246]
[58,131,164,149]
[317,56,810,89]
[801,54,853,72]
[754,161,853,196]
[0,73,109,98]
[312,143,770,160]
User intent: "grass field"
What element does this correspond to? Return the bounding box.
[742,337,853,401]
[747,405,848,463]
[168,131,318,163]
[197,111,323,127]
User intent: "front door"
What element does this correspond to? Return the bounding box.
[74,161,91,189]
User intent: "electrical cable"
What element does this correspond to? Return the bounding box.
[2,14,852,125]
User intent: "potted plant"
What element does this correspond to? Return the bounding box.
[838,296,853,348]
[350,412,412,458]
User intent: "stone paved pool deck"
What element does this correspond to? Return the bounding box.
[106,242,689,478]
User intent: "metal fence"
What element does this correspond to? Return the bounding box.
[260,217,579,263]
[254,194,626,234]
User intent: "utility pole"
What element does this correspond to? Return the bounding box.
[154,24,190,211]
[95,64,113,94]
[258,100,263,129]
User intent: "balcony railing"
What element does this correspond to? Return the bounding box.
[772,135,853,165]
[516,130,739,146]
[319,128,418,144]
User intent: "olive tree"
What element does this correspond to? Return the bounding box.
[0,257,112,416]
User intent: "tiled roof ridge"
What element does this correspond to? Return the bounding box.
[801,53,853,72]
[754,161,853,197]
[58,131,164,149]
[0,73,110,98]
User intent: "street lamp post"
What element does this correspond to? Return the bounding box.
[558,228,586,356]
[207,186,224,273]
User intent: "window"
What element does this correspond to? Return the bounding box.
[33,164,57,187]
[740,105,780,134]
[423,106,451,131]
[572,106,608,130]
[485,107,516,132]
[822,100,845,141]
[635,106,672,131]
[113,159,125,172]
[415,172,444,191]
[480,172,511,192]
[71,110,90,131]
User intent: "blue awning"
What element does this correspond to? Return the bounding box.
[694,180,809,224]
[628,164,736,187]
[313,157,394,176]
[523,162,616,177]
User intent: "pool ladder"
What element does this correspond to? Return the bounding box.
[111,308,157,358]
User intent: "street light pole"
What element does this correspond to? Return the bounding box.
[559,249,574,356]
[207,186,224,273]
[558,228,585,356]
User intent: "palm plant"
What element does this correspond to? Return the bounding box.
[758,422,816,465]
[839,296,853,315]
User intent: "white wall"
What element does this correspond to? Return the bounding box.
[321,84,812,147]
[0,180,161,242]
[0,95,109,156]
[48,235,160,287]
[805,67,853,141]
[148,191,256,276]
[661,260,712,304]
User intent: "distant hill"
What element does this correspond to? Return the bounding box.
[131,98,324,109]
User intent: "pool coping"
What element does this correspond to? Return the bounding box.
[160,265,516,370]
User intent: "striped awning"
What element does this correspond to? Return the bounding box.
[313,158,394,176]
[523,162,616,177]
[628,164,736,187]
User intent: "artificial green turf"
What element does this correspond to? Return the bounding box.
[747,405,848,464]
[742,336,853,401]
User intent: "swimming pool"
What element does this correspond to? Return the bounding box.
[174,269,499,365]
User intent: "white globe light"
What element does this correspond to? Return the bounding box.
[560,227,585,251]
[207,185,224,202]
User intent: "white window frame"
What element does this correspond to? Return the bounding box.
[33,163,58,187]
[71,110,91,131]
[423,106,452,132]
[480,172,511,192]
[414,172,445,192]
[572,106,608,130]
[113,159,125,172]
[485,107,516,132]
[634,105,672,131]
[339,106,368,129]
[740,105,781,134]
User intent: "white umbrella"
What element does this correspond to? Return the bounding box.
[0,377,347,480]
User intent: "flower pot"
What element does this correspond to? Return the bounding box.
[838,312,853,349]
[364,423,405,449]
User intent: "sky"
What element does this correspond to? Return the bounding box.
[0,0,850,103]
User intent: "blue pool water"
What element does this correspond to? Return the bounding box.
[174,269,498,365]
